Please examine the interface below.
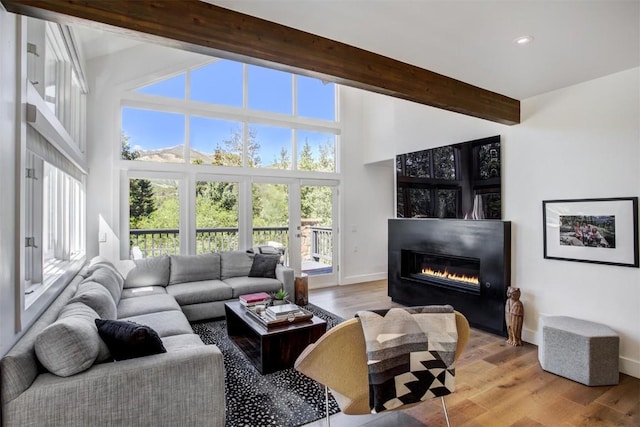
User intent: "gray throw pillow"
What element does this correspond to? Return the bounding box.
[34,303,109,377]
[248,254,280,279]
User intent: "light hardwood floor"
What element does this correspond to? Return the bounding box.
[303,281,640,427]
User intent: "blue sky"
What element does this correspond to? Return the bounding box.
[123,59,335,166]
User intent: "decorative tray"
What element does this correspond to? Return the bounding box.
[245,304,313,329]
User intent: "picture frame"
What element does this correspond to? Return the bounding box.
[542,197,639,268]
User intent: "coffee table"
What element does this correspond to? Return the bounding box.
[224,301,327,374]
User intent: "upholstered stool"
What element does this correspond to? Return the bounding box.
[539,316,619,386]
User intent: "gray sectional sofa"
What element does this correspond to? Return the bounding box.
[0,251,295,427]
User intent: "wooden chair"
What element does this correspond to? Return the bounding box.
[294,311,470,426]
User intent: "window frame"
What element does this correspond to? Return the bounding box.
[119,59,342,259]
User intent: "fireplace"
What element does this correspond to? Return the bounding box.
[389,219,511,335]
[401,250,481,295]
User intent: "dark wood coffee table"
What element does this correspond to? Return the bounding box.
[224,301,327,374]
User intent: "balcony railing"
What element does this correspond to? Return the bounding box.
[129,227,289,259]
[310,226,332,264]
[129,226,333,275]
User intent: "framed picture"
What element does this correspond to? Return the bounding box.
[543,197,639,268]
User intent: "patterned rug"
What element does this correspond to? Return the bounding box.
[191,304,344,427]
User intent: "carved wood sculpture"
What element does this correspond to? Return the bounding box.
[505,286,524,346]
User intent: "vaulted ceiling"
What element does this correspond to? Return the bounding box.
[4,1,639,125]
[206,0,639,100]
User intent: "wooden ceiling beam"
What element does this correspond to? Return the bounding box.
[3,0,520,125]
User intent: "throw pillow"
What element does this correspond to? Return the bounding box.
[35,302,108,377]
[95,319,167,361]
[248,253,280,279]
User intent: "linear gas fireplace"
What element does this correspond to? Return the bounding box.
[401,250,481,295]
[389,219,511,335]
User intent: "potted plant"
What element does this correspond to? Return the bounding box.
[270,288,289,306]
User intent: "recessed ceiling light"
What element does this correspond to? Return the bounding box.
[513,35,534,45]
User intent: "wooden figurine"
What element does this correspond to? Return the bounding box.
[505,287,524,346]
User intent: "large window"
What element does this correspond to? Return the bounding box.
[121,58,338,171]
[23,17,88,313]
[121,58,340,259]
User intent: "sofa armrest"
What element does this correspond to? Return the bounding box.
[275,264,295,302]
[2,345,225,427]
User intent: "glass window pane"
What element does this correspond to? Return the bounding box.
[135,73,186,99]
[195,180,239,253]
[129,178,180,258]
[249,124,291,169]
[297,130,335,172]
[252,183,289,248]
[190,116,243,166]
[190,60,243,107]
[121,108,185,162]
[301,185,334,276]
[298,76,335,121]
[248,65,292,114]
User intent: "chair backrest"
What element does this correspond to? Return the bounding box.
[294,311,470,415]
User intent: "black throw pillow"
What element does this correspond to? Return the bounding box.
[248,254,280,278]
[95,319,166,361]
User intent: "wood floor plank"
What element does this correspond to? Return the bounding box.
[306,282,640,427]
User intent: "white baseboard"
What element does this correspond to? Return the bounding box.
[339,272,387,286]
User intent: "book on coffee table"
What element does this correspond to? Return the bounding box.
[266,303,303,318]
[239,292,270,307]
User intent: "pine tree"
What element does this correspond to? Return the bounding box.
[122,134,156,228]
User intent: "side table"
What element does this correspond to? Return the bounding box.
[294,273,309,306]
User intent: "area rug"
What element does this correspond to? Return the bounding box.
[191,304,344,427]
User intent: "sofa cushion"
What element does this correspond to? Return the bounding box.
[85,262,124,286]
[166,280,233,306]
[124,255,171,288]
[161,333,205,352]
[169,253,221,285]
[116,294,181,318]
[120,286,167,299]
[84,267,123,303]
[248,254,280,279]
[223,276,283,298]
[95,319,167,361]
[34,303,109,377]
[120,310,193,337]
[69,281,117,320]
[220,251,254,280]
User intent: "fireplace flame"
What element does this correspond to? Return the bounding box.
[421,267,479,285]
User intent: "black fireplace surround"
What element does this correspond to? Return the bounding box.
[389,218,511,335]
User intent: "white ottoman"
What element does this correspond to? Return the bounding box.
[539,316,619,386]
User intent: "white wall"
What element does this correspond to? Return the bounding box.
[86,45,212,263]
[338,87,394,285]
[362,67,640,377]
[507,68,640,377]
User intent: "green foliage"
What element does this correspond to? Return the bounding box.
[123,134,158,228]
[271,288,288,300]
[127,128,334,233]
